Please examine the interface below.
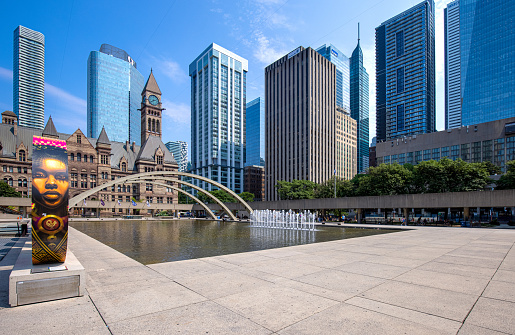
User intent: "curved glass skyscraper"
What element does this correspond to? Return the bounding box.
[87,44,144,144]
[14,26,45,129]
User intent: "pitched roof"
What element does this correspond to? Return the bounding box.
[42,116,58,137]
[97,126,110,145]
[143,70,161,95]
[2,110,16,117]
[136,135,176,164]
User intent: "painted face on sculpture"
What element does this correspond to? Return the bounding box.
[33,158,69,208]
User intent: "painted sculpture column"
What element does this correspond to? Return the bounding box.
[31,136,69,264]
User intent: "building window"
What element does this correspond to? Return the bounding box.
[4,177,13,187]
[461,144,470,162]
[397,104,404,131]
[126,196,130,202]
[471,142,481,163]
[415,151,422,164]
[157,155,163,165]
[494,138,505,170]
[77,153,81,162]
[18,150,26,162]
[71,173,78,188]
[148,197,153,203]
[423,150,431,161]
[441,147,449,158]
[121,162,127,172]
[23,167,27,174]
[396,31,404,57]
[9,166,13,173]
[506,136,515,162]
[70,153,74,161]
[77,135,81,144]
[157,197,163,204]
[451,145,460,161]
[2,166,6,172]
[90,156,94,163]
[18,167,21,173]
[396,68,404,94]
[432,148,440,161]
[101,155,109,165]
[156,120,160,133]
[482,140,493,162]
[167,197,173,204]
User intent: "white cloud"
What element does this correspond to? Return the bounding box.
[0,67,13,80]
[150,57,188,84]
[253,32,290,65]
[45,83,87,116]
[162,99,190,125]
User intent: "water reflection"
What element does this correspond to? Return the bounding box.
[70,220,400,265]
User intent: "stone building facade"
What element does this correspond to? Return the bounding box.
[1,72,179,216]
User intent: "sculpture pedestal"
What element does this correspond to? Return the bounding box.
[9,240,85,307]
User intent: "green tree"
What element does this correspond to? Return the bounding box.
[210,190,235,203]
[356,163,413,196]
[315,177,354,198]
[239,192,255,202]
[0,181,21,197]
[496,160,515,190]
[276,180,317,200]
[481,161,503,175]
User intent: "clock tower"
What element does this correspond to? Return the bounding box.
[140,70,165,145]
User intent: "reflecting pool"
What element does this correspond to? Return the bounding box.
[71,220,401,265]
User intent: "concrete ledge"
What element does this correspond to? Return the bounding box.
[9,240,85,307]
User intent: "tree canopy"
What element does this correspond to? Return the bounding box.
[0,181,21,198]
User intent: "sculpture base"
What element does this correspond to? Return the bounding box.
[9,240,85,307]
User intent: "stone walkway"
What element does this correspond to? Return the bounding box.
[1,225,515,334]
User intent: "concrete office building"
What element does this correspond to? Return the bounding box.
[13,26,45,129]
[87,44,144,144]
[189,43,247,193]
[376,0,436,141]
[444,0,461,129]
[336,108,357,180]
[245,97,265,167]
[165,141,188,172]
[376,117,515,172]
[445,0,515,128]
[265,47,343,201]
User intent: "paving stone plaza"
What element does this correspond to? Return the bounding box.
[1,225,515,334]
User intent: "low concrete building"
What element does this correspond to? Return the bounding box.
[376,117,515,171]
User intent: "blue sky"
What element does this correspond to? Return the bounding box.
[0,0,449,147]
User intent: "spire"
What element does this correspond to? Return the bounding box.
[358,22,360,45]
[97,126,110,145]
[143,70,161,95]
[42,116,58,138]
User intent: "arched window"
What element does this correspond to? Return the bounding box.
[18,178,23,187]
[18,150,26,162]
[121,162,127,172]
[77,153,81,162]
[127,185,131,193]
[23,179,27,187]
[152,119,156,132]
[148,119,151,132]
[90,156,94,163]
[70,153,74,161]
[117,185,121,192]
[156,120,160,133]
[4,177,13,187]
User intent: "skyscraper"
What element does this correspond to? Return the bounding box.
[166,141,188,172]
[245,97,265,167]
[87,44,144,144]
[444,0,461,129]
[315,44,350,111]
[265,47,356,201]
[189,43,247,193]
[458,0,515,126]
[376,0,435,141]
[13,26,45,129]
[350,24,370,173]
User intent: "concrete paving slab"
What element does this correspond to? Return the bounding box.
[394,269,491,295]
[335,261,411,279]
[274,277,354,302]
[174,269,276,300]
[213,251,272,265]
[346,296,462,334]
[87,265,163,288]
[148,258,226,280]
[417,261,497,279]
[108,301,272,335]
[295,269,386,298]
[214,285,339,332]
[254,247,309,258]
[0,295,108,335]
[446,248,508,260]
[498,261,515,272]
[241,258,325,279]
[280,251,371,269]
[278,302,450,335]
[491,269,515,283]
[360,281,478,322]
[457,323,506,335]
[482,280,515,303]
[88,280,207,324]
[433,254,503,269]
[465,297,515,334]
[334,244,393,256]
[364,255,430,268]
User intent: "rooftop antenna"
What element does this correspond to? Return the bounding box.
[358,22,360,44]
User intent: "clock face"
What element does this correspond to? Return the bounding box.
[148,95,159,106]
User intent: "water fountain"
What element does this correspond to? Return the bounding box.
[249,209,317,231]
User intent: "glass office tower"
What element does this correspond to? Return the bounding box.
[315,44,350,111]
[375,0,435,141]
[13,26,45,129]
[245,97,265,167]
[87,44,144,144]
[350,26,370,174]
[444,0,461,129]
[189,43,248,193]
[165,141,188,172]
[460,0,515,126]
